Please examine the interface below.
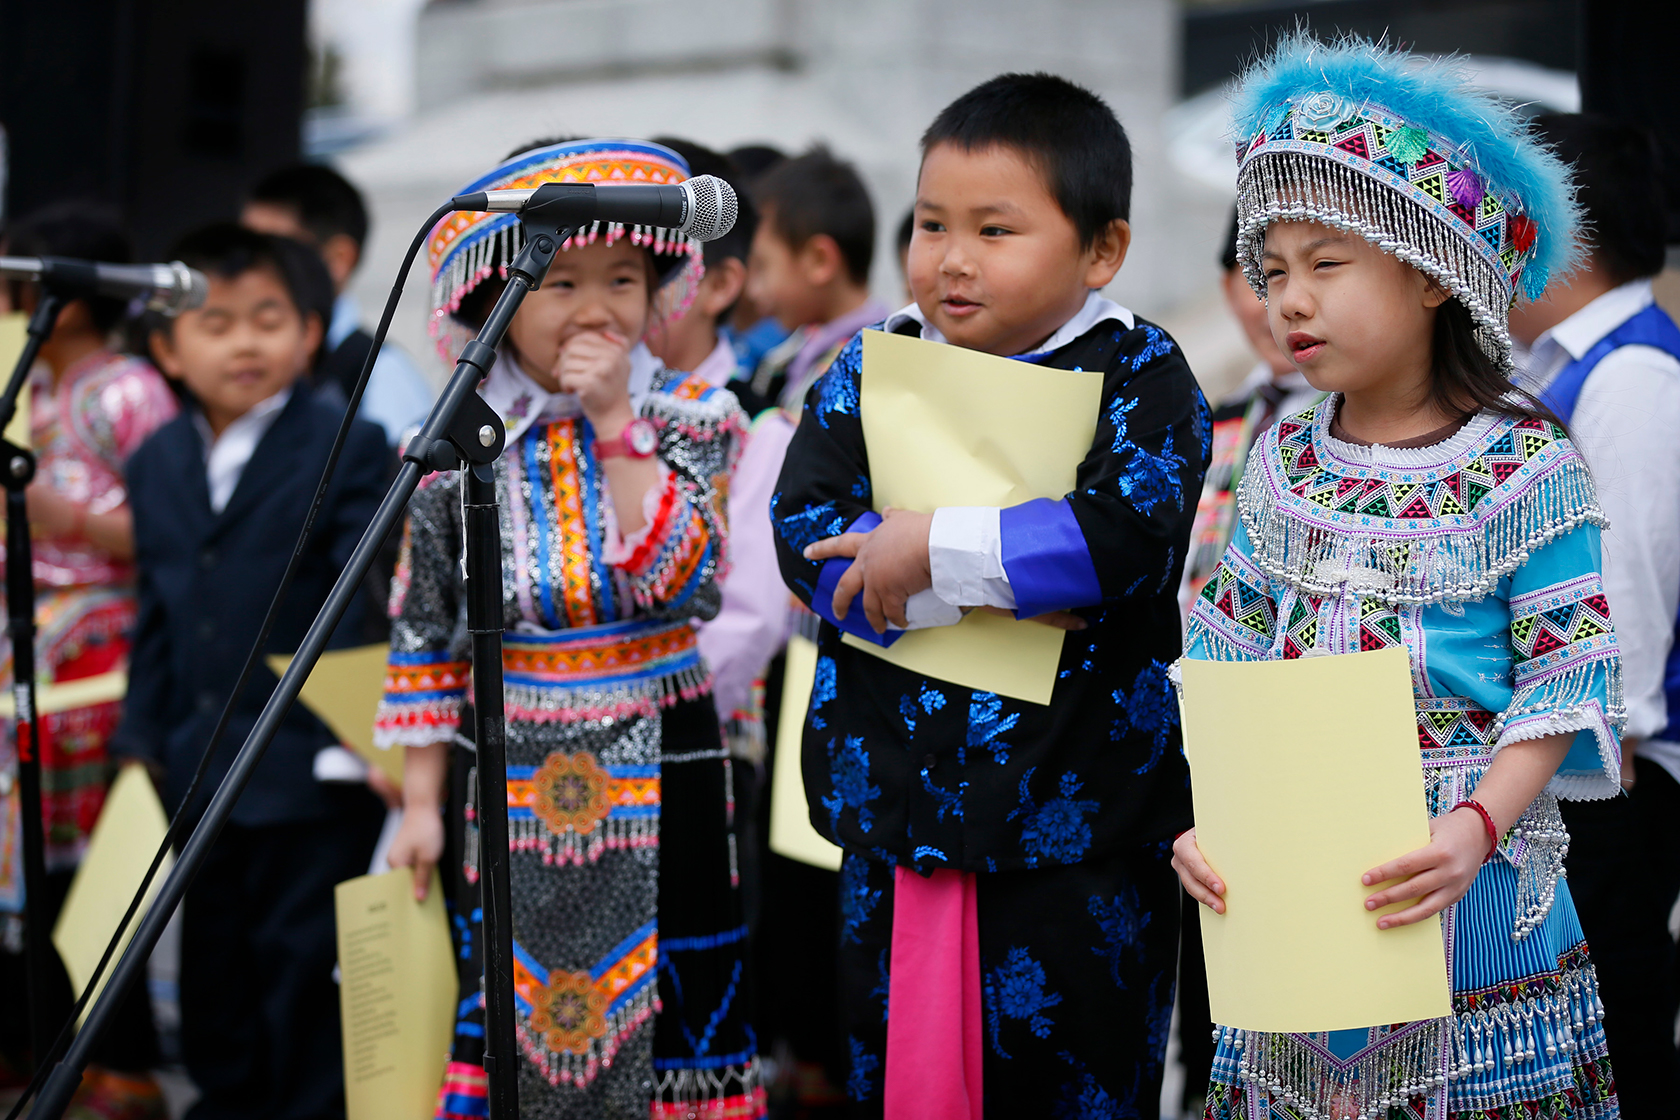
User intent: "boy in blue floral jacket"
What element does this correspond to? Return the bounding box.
[773,74,1209,1117]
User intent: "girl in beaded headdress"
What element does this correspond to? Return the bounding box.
[379,138,760,1120]
[1175,35,1624,1120]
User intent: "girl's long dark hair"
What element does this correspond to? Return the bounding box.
[1430,297,1567,430]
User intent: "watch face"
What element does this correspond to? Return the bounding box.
[627,419,659,456]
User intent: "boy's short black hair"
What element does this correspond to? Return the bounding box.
[247,163,370,252]
[5,201,134,334]
[162,223,335,344]
[650,136,758,269]
[921,72,1132,248]
[1533,112,1667,284]
[727,144,787,182]
[752,146,875,286]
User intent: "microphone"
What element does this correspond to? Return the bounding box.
[0,256,208,315]
[450,174,738,242]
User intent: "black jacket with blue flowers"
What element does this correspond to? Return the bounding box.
[773,315,1209,873]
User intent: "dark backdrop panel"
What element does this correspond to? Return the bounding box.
[0,0,306,257]
[1183,0,1577,96]
[1579,0,1680,243]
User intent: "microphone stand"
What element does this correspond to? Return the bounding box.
[2,287,70,1069]
[32,202,587,1120]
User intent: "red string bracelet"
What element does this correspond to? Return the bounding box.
[1452,799,1499,862]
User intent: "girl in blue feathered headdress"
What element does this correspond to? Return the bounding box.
[1175,33,1624,1120]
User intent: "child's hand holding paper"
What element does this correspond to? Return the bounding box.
[805,507,934,633]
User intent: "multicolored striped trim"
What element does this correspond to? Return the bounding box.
[502,618,711,725]
[434,1061,488,1120]
[374,650,472,748]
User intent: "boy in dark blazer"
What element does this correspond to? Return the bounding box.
[110,224,391,1120]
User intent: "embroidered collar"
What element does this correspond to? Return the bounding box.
[1239,395,1603,605]
[882,289,1135,357]
[480,344,663,445]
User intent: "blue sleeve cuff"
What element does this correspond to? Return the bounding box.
[1000,498,1103,617]
[811,511,902,647]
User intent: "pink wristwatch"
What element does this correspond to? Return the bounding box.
[592,417,658,460]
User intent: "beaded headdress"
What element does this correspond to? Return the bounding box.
[1230,34,1581,370]
[426,137,704,365]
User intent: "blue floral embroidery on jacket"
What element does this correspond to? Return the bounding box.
[814,347,860,428]
[920,767,966,822]
[870,948,891,1023]
[1117,431,1188,516]
[1110,659,1177,774]
[965,691,1020,765]
[772,493,846,554]
[846,1036,880,1102]
[1053,1070,1133,1120]
[920,684,947,714]
[1010,769,1100,866]
[1127,324,1175,371]
[899,694,918,736]
[1107,396,1139,456]
[839,854,881,945]
[984,946,1063,1058]
[911,844,949,864]
[1088,883,1149,987]
[824,735,879,833]
[1193,390,1213,463]
[851,474,872,500]
[810,655,837,730]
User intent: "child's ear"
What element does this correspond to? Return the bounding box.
[149,327,184,380]
[801,234,844,288]
[1082,219,1131,289]
[706,258,748,316]
[1421,277,1451,310]
[302,310,325,361]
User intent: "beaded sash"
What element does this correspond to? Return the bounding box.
[502,617,712,725]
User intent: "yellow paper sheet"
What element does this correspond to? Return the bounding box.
[1178,646,1452,1033]
[52,765,173,1026]
[0,313,29,450]
[270,644,401,787]
[0,669,126,717]
[335,868,457,1120]
[768,634,843,871]
[841,330,1102,705]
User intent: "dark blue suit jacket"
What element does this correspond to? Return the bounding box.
[110,383,391,826]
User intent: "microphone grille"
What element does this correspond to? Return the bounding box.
[682,176,738,242]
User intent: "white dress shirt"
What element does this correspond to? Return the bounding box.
[1516,278,1680,780]
[877,290,1136,627]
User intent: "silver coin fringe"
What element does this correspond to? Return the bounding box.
[1235,150,1515,370]
[1447,966,1606,1111]
[653,1057,764,1111]
[515,985,660,1091]
[502,662,713,725]
[429,219,696,322]
[508,812,658,867]
[1218,1021,1445,1120]
[1237,453,1606,607]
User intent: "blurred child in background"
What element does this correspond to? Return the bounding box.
[113,224,390,1120]
[243,163,435,446]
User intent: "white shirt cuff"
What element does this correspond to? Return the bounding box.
[314,745,369,782]
[929,506,1015,610]
[896,588,966,629]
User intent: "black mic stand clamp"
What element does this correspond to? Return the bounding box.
[31,205,580,1120]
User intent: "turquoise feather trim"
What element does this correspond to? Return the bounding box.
[1230,32,1582,300]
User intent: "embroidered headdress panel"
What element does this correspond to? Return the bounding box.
[1229,34,1581,370]
[426,138,704,365]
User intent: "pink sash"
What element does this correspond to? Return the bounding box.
[882,867,982,1119]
